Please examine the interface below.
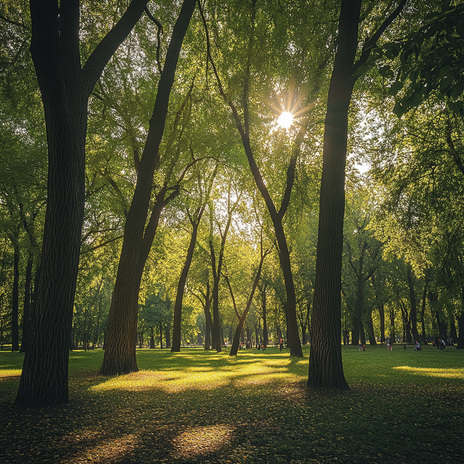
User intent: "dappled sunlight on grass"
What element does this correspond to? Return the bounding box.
[393,365,464,379]
[171,425,234,459]
[92,357,304,393]
[0,369,21,380]
[61,433,139,464]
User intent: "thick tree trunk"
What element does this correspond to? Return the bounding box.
[100,0,196,375]
[308,0,361,389]
[16,97,87,406]
[15,0,151,408]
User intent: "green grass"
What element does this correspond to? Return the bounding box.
[0,345,463,463]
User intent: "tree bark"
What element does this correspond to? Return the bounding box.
[100,0,196,375]
[172,215,203,352]
[308,0,405,388]
[15,0,150,407]
[308,0,361,389]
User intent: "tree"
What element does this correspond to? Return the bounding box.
[100,0,196,375]
[229,235,270,356]
[201,1,306,356]
[171,161,217,352]
[16,0,150,407]
[309,0,406,389]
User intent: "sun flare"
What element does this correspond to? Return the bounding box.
[277,111,294,129]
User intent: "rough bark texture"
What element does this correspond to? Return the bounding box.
[308,0,405,389]
[308,0,361,390]
[100,0,196,375]
[16,0,149,407]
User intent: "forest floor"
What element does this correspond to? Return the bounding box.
[0,345,463,464]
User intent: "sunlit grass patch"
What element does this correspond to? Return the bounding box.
[0,368,22,380]
[171,425,234,459]
[92,357,303,393]
[393,365,464,379]
[62,433,139,464]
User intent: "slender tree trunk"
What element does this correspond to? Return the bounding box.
[366,312,376,345]
[204,281,212,350]
[407,267,419,342]
[11,245,20,352]
[457,312,464,349]
[20,253,34,353]
[172,218,201,352]
[352,270,364,345]
[100,0,195,375]
[261,284,268,346]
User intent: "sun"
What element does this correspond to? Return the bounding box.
[277,111,294,129]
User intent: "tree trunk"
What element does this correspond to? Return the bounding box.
[15,0,151,408]
[100,0,196,375]
[457,312,464,349]
[407,267,419,342]
[11,245,20,352]
[204,281,212,350]
[352,269,364,345]
[366,312,376,345]
[308,0,361,389]
[20,253,34,353]
[261,284,268,346]
[172,218,201,352]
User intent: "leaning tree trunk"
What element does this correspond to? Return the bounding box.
[172,218,201,352]
[100,0,196,375]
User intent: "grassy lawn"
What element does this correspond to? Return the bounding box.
[0,345,463,463]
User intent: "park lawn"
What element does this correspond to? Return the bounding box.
[0,345,463,463]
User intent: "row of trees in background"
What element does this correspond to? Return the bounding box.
[1,0,464,406]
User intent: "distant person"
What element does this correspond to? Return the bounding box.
[414,341,421,351]
[279,338,283,351]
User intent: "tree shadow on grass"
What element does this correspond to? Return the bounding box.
[1,348,463,463]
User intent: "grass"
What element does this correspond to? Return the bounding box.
[0,345,463,463]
